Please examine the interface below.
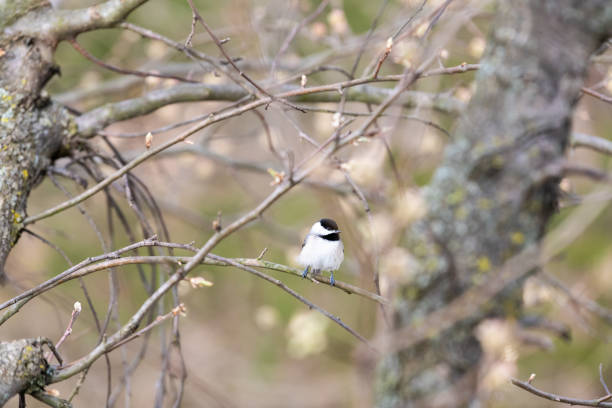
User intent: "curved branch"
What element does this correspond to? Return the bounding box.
[74,80,465,137]
[68,38,197,84]
[208,254,376,350]
[126,144,376,198]
[28,97,266,226]
[538,271,612,325]
[9,0,149,40]
[31,390,72,408]
[1,254,388,310]
[512,378,612,407]
[32,61,444,225]
[572,132,612,156]
[48,69,403,381]
[75,83,246,138]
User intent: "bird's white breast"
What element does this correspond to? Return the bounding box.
[297,234,344,271]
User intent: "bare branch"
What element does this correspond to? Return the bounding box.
[30,390,73,408]
[48,121,386,381]
[74,62,474,137]
[572,132,612,156]
[1,254,388,308]
[539,272,612,325]
[10,0,149,40]
[107,304,186,353]
[0,237,163,311]
[74,83,245,138]
[185,0,284,108]
[35,60,470,227]
[601,364,611,395]
[208,254,376,350]
[512,377,612,407]
[582,87,612,105]
[271,0,331,74]
[27,98,262,224]
[67,38,197,84]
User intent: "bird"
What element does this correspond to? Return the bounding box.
[297,218,344,286]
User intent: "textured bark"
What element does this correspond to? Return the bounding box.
[0,0,151,279]
[0,338,51,406]
[0,3,72,278]
[376,1,612,407]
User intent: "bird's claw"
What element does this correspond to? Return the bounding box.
[330,272,335,286]
[301,267,309,278]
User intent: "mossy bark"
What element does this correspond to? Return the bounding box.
[0,4,73,278]
[0,338,52,406]
[376,1,612,406]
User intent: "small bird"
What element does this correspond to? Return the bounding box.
[297,218,344,286]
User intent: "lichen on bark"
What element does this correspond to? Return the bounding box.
[0,9,73,277]
[375,1,612,406]
[0,86,70,277]
[0,338,53,406]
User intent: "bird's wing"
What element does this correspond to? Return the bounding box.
[301,234,309,248]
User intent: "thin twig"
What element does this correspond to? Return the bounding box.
[208,254,376,351]
[511,377,612,407]
[46,302,82,364]
[351,0,390,77]
[539,272,612,325]
[0,237,162,310]
[186,0,304,113]
[601,364,611,395]
[252,110,283,162]
[107,304,186,352]
[68,37,198,83]
[271,0,331,74]
[582,87,612,104]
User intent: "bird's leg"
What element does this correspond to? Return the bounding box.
[301,266,310,278]
[329,271,335,286]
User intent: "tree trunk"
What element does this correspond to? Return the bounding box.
[376,1,612,406]
[0,1,72,278]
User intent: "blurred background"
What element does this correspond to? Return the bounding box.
[1,0,612,406]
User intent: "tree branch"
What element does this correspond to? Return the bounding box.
[74,67,470,137]
[9,0,149,40]
[74,83,246,138]
[30,390,73,408]
[538,271,612,325]
[67,38,197,84]
[208,254,376,349]
[572,132,612,156]
[0,253,388,317]
[34,58,458,225]
[582,87,612,105]
[512,377,612,407]
[0,338,55,406]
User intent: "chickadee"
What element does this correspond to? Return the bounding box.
[297,218,344,286]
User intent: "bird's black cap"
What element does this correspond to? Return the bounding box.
[319,218,339,231]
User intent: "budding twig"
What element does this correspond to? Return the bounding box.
[45,302,81,364]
